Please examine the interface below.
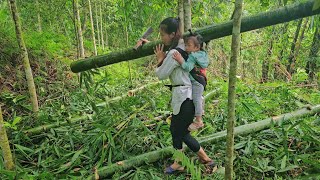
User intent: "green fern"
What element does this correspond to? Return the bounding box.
[172,150,201,180]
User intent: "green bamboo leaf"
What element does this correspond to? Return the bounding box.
[12,95,26,103]
[107,131,115,148]
[37,151,42,167]
[250,165,263,173]
[69,136,74,150]
[4,122,11,128]
[108,147,113,165]
[14,144,34,160]
[266,166,276,171]
[287,120,303,131]
[54,145,60,157]
[313,0,320,10]
[280,155,287,169]
[57,149,83,173]
[241,101,254,113]
[14,144,34,153]
[257,158,265,170]
[12,116,22,126]
[71,149,83,164]
[277,165,299,173]
[234,141,247,149]
[0,170,16,179]
[298,155,320,169]
[262,140,278,149]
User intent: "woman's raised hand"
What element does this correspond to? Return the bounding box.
[154,44,166,65]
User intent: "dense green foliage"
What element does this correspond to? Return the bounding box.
[0,0,319,179]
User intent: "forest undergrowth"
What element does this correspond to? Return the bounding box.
[0,64,319,179]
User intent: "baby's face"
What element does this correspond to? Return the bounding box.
[185,38,200,53]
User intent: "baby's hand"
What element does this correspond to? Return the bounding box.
[173,51,183,64]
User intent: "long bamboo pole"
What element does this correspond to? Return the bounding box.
[97,81,162,107]
[70,0,320,73]
[225,0,243,179]
[23,115,91,135]
[9,0,39,112]
[88,105,320,179]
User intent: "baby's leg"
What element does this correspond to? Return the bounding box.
[201,95,205,115]
[192,81,204,119]
[189,81,204,131]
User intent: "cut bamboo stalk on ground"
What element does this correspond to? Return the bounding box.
[97,81,162,107]
[23,115,92,136]
[71,0,320,73]
[88,105,320,179]
[127,81,161,97]
[204,88,221,101]
[24,82,161,135]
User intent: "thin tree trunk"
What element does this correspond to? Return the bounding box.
[178,0,184,34]
[89,105,320,179]
[261,40,273,82]
[70,0,320,73]
[36,0,42,32]
[124,24,133,87]
[183,0,191,32]
[63,20,69,37]
[220,44,228,76]
[95,2,100,47]
[9,0,39,112]
[0,106,15,170]
[225,0,243,179]
[99,3,104,50]
[81,4,88,34]
[261,27,275,83]
[287,19,303,74]
[72,0,80,59]
[274,22,289,79]
[74,0,85,58]
[306,27,319,81]
[88,0,97,56]
[105,15,108,47]
[292,18,309,71]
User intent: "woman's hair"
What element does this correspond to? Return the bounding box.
[159,17,182,48]
[185,29,204,50]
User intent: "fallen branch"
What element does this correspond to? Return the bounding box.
[89,105,320,179]
[23,115,92,136]
[97,81,162,107]
[127,81,161,97]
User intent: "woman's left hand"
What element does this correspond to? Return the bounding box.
[154,44,165,64]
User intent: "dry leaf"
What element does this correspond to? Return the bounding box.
[117,161,124,165]
[94,166,99,180]
[73,168,81,172]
